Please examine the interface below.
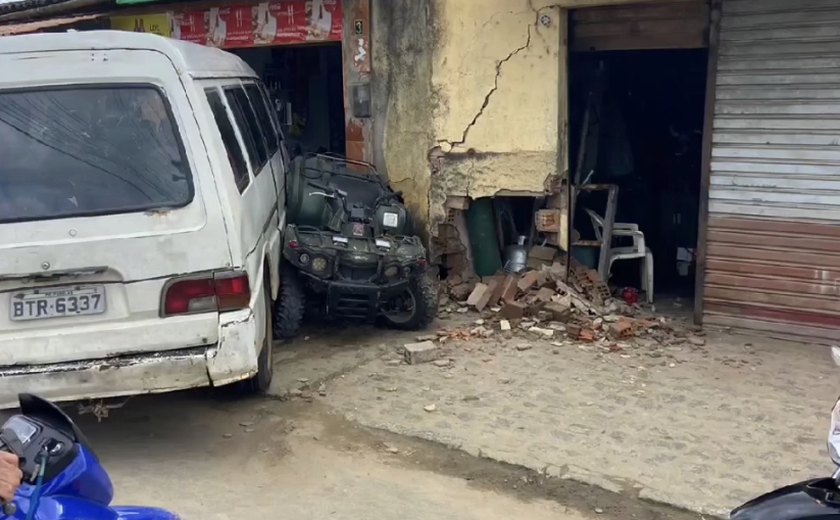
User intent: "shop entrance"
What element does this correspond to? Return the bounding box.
[234,43,346,158]
[569,48,709,312]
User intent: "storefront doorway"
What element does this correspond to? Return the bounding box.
[234,44,346,157]
[568,1,710,314]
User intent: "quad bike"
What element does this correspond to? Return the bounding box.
[273,154,436,339]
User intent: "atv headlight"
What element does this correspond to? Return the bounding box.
[299,253,311,265]
[312,257,328,273]
[829,397,840,465]
[384,265,400,278]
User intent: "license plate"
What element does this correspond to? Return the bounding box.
[10,286,106,322]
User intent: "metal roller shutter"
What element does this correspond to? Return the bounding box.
[704,0,840,343]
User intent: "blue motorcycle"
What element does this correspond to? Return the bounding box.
[0,394,178,520]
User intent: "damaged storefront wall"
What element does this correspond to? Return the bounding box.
[372,0,700,257]
[372,0,568,249]
[700,0,840,343]
[428,1,564,218]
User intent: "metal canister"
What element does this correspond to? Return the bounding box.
[503,236,528,273]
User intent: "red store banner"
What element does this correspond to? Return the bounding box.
[170,0,342,49]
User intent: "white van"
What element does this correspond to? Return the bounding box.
[0,31,287,408]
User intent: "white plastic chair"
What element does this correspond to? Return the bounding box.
[585,208,654,303]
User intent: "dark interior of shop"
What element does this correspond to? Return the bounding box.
[569,49,708,305]
[234,43,345,157]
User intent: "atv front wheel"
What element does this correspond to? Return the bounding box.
[274,266,305,339]
[380,275,437,330]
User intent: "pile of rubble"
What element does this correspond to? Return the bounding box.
[438,245,693,345]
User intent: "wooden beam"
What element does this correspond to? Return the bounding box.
[693,0,722,325]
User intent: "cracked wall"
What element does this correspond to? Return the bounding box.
[371,0,564,239]
[371,0,437,242]
[429,1,565,233]
[373,0,663,241]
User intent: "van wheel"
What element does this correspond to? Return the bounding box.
[273,266,305,339]
[242,286,274,394]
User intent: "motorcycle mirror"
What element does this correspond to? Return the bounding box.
[832,346,840,368]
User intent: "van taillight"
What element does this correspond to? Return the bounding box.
[162,272,251,317]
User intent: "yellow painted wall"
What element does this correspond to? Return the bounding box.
[424,0,566,233]
[375,0,682,237]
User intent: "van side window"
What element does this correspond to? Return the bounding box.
[245,83,279,153]
[205,88,250,193]
[225,87,268,172]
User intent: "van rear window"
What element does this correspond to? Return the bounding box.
[0,85,192,223]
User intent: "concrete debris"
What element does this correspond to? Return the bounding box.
[439,255,706,352]
[528,326,554,338]
[500,301,527,319]
[403,341,439,365]
[470,326,493,337]
[466,283,491,311]
[433,359,452,367]
[423,404,437,413]
[449,281,476,301]
[515,343,533,351]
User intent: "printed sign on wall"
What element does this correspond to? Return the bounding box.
[111,14,171,37]
[168,0,342,49]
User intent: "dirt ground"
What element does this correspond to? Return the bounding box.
[75,391,694,520]
[283,312,837,517]
[19,306,832,519]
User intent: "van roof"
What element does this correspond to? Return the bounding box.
[0,30,257,78]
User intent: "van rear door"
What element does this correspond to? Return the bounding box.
[0,48,232,366]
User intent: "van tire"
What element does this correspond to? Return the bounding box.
[242,285,274,394]
[273,266,305,339]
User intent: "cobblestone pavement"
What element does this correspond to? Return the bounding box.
[318,316,839,517]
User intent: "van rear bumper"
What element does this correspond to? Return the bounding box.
[0,347,212,409]
[0,309,261,409]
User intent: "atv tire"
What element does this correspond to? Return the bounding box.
[380,275,437,331]
[273,266,305,339]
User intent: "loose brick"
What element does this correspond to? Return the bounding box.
[500,275,519,303]
[482,275,505,307]
[517,271,540,292]
[500,301,527,320]
[403,341,439,365]
[609,318,635,339]
[466,283,489,307]
[467,281,497,311]
[481,279,500,311]
[535,287,555,303]
[544,301,571,321]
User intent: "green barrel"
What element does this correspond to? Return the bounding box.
[467,198,503,277]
